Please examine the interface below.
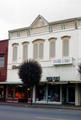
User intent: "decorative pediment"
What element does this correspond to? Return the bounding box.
[31,15,49,28]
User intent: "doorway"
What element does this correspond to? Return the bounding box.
[67,86,75,104]
[62,84,75,105]
[62,85,67,104]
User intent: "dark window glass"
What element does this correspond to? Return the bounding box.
[0,54,5,68]
[36,84,46,101]
[48,85,60,102]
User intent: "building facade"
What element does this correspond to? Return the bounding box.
[0,39,8,101]
[7,15,81,105]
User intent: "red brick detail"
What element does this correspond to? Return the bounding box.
[0,40,8,82]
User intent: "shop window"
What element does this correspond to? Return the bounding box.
[15,85,29,103]
[7,86,15,99]
[48,85,60,102]
[0,86,4,99]
[36,84,46,101]
[15,85,25,99]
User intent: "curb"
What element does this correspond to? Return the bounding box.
[0,102,81,110]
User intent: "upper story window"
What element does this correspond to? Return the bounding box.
[61,36,70,57]
[12,43,18,62]
[22,42,29,61]
[49,37,57,58]
[61,23,65,30]
[33,39,45,60]
[17,31,20,37]
[0,54,5,68]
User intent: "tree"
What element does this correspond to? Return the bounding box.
[18,59,42,102]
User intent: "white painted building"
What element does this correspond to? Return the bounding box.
[7,15,81,105]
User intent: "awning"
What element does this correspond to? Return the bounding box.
[70,81,81,83]
[53,81,68,84]
[0,81,22,85]
[40,81,68,84]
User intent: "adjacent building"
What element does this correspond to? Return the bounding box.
[7,15,81,105]
[0,39,8,101]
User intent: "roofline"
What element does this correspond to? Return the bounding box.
[8,26,30,33]
[0,39,9,42]
[8,16,81,33]
[49,16,81,25]
[30,14,49,27]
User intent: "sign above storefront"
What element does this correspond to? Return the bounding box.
[46,76,60,82]
[12,65,20,69]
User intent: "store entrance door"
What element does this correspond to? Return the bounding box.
[67,86,75,104]
[62,84,75,105]
[62,85,67,104]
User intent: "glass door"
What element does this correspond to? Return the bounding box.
[62,85,67,104]
[67,86,75,104]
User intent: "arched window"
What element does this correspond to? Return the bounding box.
[49,37,57,58]
[61,36,70,57]
[32,39,45,59]
[22,42,29,61]
[12,43,18,62]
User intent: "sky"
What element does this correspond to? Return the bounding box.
[0,0,81,40]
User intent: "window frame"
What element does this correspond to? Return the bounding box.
[49,37,57,59]
[22,42,29,61]
[0,54,5,68]
[12,43,19,62]
[33,39,45,60]
[61,36,70,57]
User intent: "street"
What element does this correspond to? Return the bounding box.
[0,105,81,120]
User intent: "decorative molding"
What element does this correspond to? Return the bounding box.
[61,35,71,39]
[32,39,45,43]
[12,43,19,46]
[22,41,29,45]
[48,37,57,41]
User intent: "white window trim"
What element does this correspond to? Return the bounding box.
[32,39,45,60]
[22,42,29,62]
[12,43,19,62]
[61,36,70,57]
[48,37,57,59]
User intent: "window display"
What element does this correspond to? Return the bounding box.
[36,84,46,101]
[48,85,60,102]
[36,84,60,102]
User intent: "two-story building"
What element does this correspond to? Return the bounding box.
[0,39,8,101]
[7,15,81,105]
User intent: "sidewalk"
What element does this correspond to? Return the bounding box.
[0,102,81,110]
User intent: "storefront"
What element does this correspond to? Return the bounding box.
[35,83,61,104]
[62,84,75,104]
[0,82,80,106]
[34,82,76,105]
[0,85,6,102]
[6,84,28,103]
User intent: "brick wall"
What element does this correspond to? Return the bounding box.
[0,40,8,82]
